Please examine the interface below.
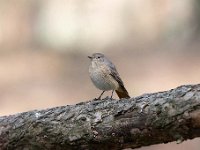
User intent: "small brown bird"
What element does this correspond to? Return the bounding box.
[88,53,130,99]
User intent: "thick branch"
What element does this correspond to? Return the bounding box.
[1,84,200,150]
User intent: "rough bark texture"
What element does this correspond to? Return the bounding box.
[1,84,200,150]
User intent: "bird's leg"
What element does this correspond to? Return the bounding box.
[97,91,105,100]
[110,90,114,99]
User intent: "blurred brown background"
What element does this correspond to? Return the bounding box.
[0,0,200,149]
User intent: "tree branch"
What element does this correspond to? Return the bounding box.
[1,84,200,150]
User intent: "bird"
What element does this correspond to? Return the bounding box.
[88,53,130,99]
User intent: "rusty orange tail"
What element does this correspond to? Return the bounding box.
[115,86,130,99]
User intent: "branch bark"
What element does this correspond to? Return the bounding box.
[1,84,200,150]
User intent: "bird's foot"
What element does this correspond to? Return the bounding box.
[94,97,101,101]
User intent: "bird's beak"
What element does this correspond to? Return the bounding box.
[88,56,92,59]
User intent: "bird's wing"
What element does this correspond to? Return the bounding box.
[109,66,125,88]
[104,57,125,88]
[109,67,130,98]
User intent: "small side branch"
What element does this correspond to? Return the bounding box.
[1,84,200,150]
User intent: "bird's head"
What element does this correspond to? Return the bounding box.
[88,53,105,63]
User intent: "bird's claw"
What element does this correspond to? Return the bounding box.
[94,97,101,101]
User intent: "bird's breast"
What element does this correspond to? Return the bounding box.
[89,64,119,91]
